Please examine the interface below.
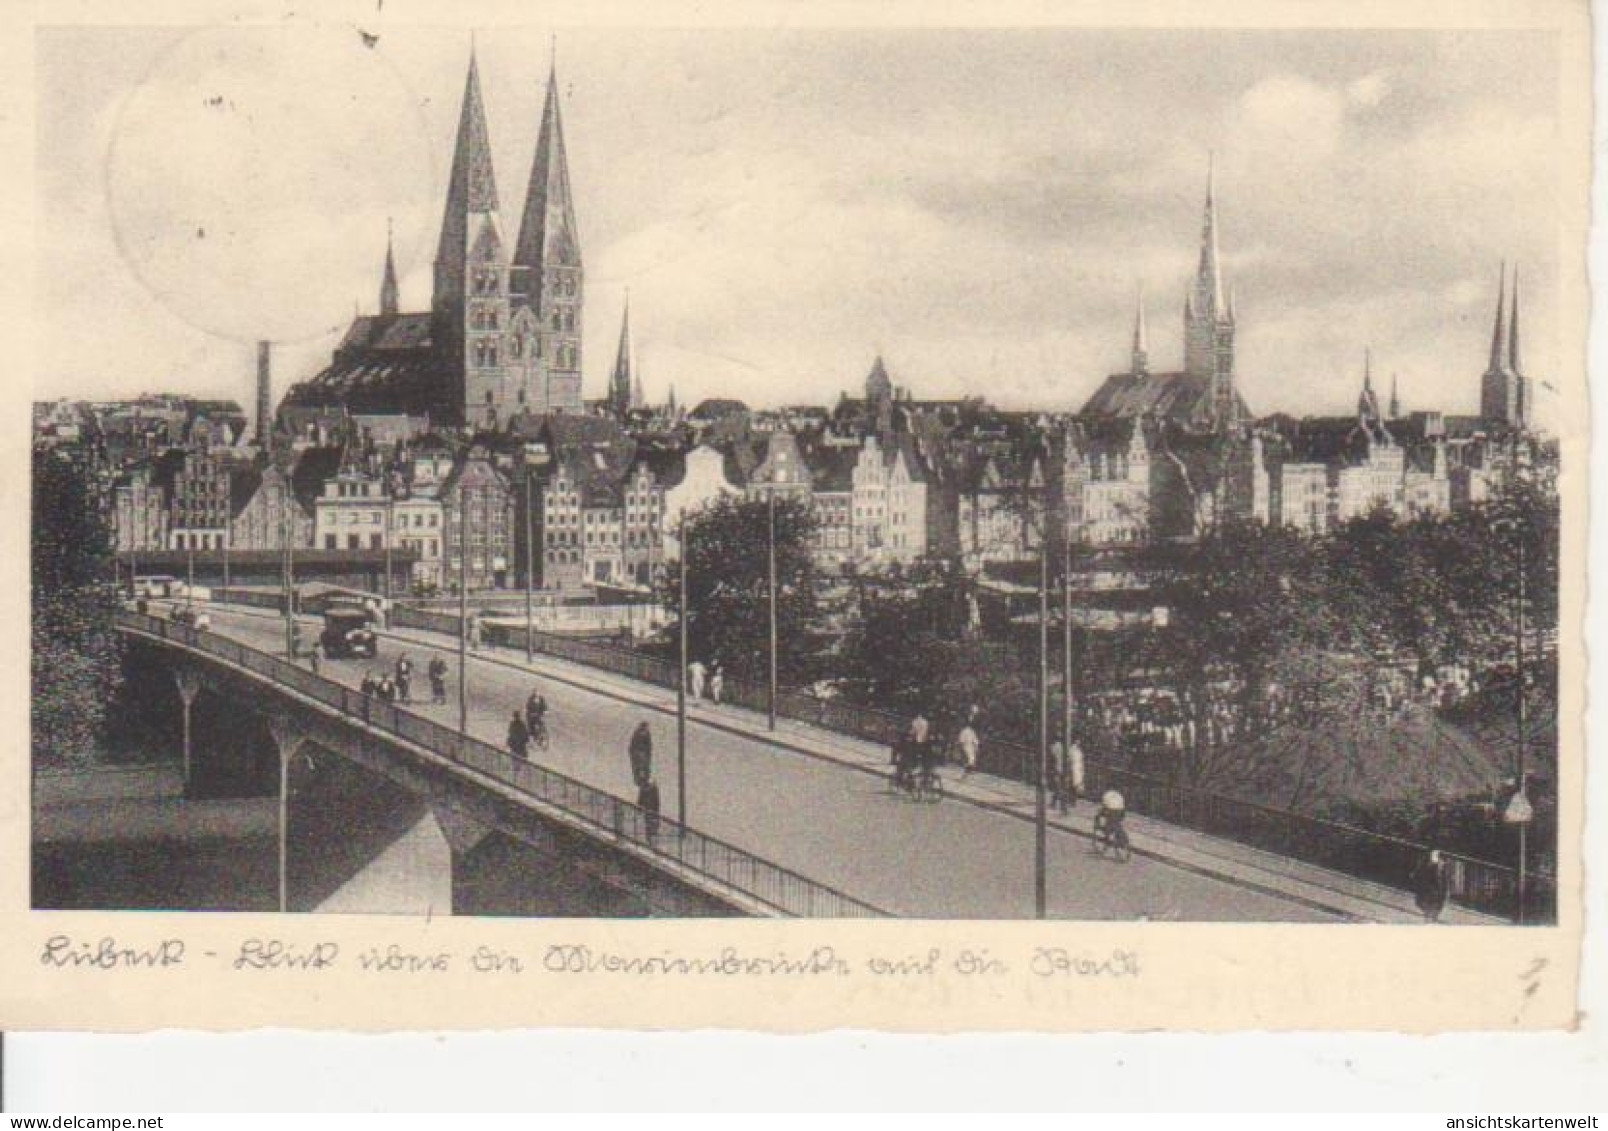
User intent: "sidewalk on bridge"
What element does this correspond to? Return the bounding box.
[354,615,1499,926]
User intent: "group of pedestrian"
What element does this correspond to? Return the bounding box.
[507,685,551,762]
[628,721,662,839]
[359,670,398,701]
[685,659,725,705]
[1050,737,1087,815]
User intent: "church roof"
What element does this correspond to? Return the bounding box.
[335,313,434,355]
[285,313,449,418]
[1078,370,1250,429]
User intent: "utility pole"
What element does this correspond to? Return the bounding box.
[525,464,535,663]
[383,493,393,602]
[1036,536,1049,919]
[1514,529,1529,925]
[767,480,778,731]
[1063,530,1074,764]
[678,510,689,826]
[458,485,469,736]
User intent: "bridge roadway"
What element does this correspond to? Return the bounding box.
[188,605,1340,921]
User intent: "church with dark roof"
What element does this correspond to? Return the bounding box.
[1078,156,1251,433]
[283,47,587,429]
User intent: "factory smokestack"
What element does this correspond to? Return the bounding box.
[255,341,271,446]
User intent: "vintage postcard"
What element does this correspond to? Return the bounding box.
[0,0,1590,1032]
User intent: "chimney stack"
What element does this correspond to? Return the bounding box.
[255,341,271,446]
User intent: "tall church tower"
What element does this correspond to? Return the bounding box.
[1480,262,1529,431]
[1130,284,1150,375]
[433,48,511,429]
[1183,156,1238,428]
[379,220,400,317]
[609,295,633,419]
[511,55,584,415]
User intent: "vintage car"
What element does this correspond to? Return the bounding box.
[319,606,376,659]
[170,605,211,632]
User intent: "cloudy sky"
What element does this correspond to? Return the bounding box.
[37,23,1562,426]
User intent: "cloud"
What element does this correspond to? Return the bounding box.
[1347,70,1391,108]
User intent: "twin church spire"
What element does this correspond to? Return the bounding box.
[395,42,586,426]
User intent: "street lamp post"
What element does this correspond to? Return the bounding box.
[767,479,778,732]
[1036,536,1050,919]
[458,485,469,736]
[678,509,689,826]
[525,464,535,663]
[1513,528,1529,925]
[1062,530,1075,766]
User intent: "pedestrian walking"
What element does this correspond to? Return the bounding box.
[1414,849,1451,924]
[377,674,397,703]
[639,777,662,841]
[708,662,724,705]
[957,722,980,778]
[395,654,413,703]
[507,711,531,761]
[308,647,321,677]
[628,721,653,788]
[360,670,379,698]
[428,656,448,704]
[687,659,706,702]
[1050,740,1069,814]
[468,614,483,652]
[1068,738,1086,809]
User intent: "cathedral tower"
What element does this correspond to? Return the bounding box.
[511,54,584,415]
[1183,156,1238,428]
[433,48,510,428]
[1480,262,1529,431]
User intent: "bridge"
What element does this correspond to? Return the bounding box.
[114,603,1515,922]
[115,610,878,918]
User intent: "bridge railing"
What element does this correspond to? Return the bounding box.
[116,609,885,919]
[194,598,1555,922]
[389,609,1553,922]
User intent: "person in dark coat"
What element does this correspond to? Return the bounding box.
[395,654,413,702]
[360,671,379,698]
[428,657,448,704]
[1414,849,1450,923]
[507,711,531,761]
[628,721,653,788]
[639,777,662,841]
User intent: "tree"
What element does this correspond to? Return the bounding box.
[1151,518,1348,789]
[840,557,971,717]
[32,447,124,766]
[658,494,820,687]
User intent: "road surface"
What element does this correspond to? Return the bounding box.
[189,605,1340,921]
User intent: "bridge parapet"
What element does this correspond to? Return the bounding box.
[115,609,887,920]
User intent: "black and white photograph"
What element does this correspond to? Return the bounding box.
[10,3,1591,1037]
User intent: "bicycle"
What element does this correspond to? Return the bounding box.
[1092,808,1132,862]
[529,715,550,751]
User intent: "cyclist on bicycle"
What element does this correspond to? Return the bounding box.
[1094,789,1129,853]
[525,688,549,748]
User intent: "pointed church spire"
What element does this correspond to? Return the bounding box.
[1199,151,1225,314]
[443,47,499,220]
[380,219,399,316]
[1389,372,1401,420]
[1488,260,1510,373]
[513,52,583,287]
[1131,283,1149,374]
[610,293,633,418]
[1508,264,1522,374]
[1358,348,1383,425]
